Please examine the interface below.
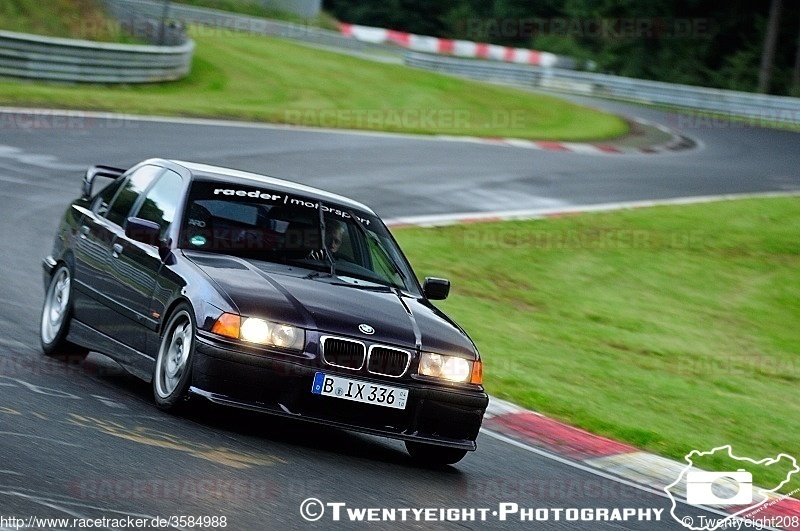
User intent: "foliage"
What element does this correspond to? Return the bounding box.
[0,0,139,42]
[172,0,340,30]
[323,0,800,95]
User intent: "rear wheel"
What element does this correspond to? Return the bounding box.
[405,441,468,466]
[153,304,195,412]
[40,263,89,360]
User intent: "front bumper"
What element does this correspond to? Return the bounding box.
[192,335,489,451]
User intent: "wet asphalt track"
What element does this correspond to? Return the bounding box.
[0,101,797,530]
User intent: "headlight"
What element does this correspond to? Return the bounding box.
[418,352,482,384]
[240,318,271,343]
[212,313,305,351]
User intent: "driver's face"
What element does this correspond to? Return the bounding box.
[327,230,343,253]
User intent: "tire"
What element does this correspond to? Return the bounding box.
[405,441,468,466]
[40,263,89,360]
[153,304,196,412]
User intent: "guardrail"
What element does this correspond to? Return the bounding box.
[404,52,800,126]
[104,0,579,69]
[104,0,399,56]
[95,0,800,122]
[0,29,194,83]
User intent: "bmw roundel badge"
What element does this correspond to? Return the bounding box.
[359,324,375,335]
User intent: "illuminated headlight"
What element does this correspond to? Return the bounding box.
[241,318,304,350]
[212,313,305,351]
[240,317,271,343]
[418,352,479,384]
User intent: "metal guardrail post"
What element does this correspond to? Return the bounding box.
[0,26,194,83]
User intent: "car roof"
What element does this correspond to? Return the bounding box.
[159,159,376,215]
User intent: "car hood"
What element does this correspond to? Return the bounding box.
[185,252,478,358]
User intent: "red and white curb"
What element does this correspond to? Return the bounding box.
[439,134,692,155]
[435,117,696,156]
[484,397,800,530]
[339,22,567,68]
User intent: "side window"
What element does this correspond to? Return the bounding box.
[105,165,163,227]
[92,178,126,216]
[131,170,184,237]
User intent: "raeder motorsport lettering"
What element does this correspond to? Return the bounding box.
[213,188,371,225]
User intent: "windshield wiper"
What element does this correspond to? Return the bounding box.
[318,201,336,277]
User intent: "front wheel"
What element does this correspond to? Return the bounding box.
[40,263,88,360]
[405,441,468,466]
[153,304,195,412]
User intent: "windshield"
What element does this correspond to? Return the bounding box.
[180,181,420,294]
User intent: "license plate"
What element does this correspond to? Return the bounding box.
[311,372,408,410]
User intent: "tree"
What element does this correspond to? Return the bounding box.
[322,0,800,94]
[758,0,783,93]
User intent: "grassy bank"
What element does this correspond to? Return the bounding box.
[0,28,628,140]
[0,0,137,42]
[172,0,340,29]
[393,196,800,489]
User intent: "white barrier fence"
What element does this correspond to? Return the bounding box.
[404,52,800,127]
[0,29,194,84]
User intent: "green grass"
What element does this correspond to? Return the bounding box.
[0,0,139,42]
[393,197,800,491]
[0,28,628,140]
[171,0,340,30]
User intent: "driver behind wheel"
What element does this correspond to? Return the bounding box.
[309,219,345,261]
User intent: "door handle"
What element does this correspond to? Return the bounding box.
[112,243,123,257]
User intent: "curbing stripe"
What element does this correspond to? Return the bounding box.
[455,116,699,156]
[586,452,697,493]
[752,498,800,530]
[385,191,800,228]
[483,403,800,529]
[486,412,638,460]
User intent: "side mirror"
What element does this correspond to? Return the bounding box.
[81,173,94,199]
[81,165,125,199]
[423,277,450,300]
[126,217,173,261]
[126,217,162,247]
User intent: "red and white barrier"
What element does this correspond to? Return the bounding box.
[340,22,559,67]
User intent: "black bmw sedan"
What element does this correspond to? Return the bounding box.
[40,159,488,465]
